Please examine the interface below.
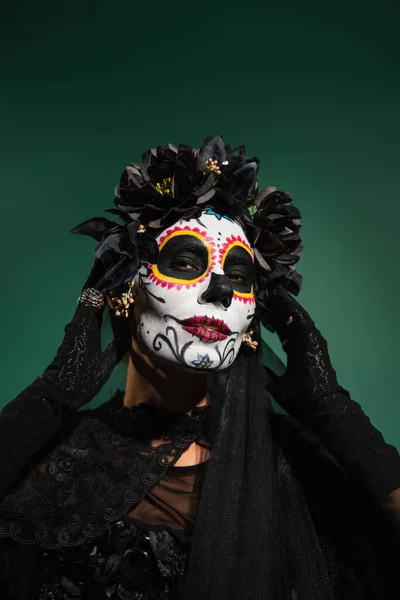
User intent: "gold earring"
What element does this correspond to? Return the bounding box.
[242,329,258,351]
[110,280,135,318]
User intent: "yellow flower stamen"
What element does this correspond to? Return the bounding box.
[155,177,172,196]
[204,158,222,175]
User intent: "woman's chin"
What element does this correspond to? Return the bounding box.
[136,335,240,373]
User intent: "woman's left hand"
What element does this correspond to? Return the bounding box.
[265,284,400,508]
[264,284,347,416]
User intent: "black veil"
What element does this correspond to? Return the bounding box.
[184,349,337,599]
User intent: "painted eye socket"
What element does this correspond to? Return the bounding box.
[159,239,208,280]
[223,246,255,294]
[154,232,213,284]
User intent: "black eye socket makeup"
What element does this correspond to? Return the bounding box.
[223,246,255,293]
[157,235,209,281]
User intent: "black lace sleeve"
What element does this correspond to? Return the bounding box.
[0,378,65,498]
[272,413,400,597]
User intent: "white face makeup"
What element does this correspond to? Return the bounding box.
[133,210,256,372]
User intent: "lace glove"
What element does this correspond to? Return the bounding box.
[0,260,129,496]
[39,259,128,409]
[265,284,400,506]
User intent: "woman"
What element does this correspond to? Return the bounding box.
[0,136,399,600]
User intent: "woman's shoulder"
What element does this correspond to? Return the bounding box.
[0,391,151,549]
[0,390,198,550]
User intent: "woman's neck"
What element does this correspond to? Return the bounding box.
[123,342,210,415]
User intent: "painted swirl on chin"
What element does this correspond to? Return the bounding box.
[152,323,238,371]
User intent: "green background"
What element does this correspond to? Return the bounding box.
[1,1,399,449]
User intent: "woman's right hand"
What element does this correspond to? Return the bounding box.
[40,259,130,410]
[0,259,129,497]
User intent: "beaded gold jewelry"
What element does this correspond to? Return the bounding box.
[110,280,135,318]
[242,329,258,351]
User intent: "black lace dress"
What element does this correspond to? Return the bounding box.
[0,389,399,599]
[0,389,213,600]
[33,462,207,599]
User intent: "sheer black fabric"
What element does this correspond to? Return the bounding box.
[128,460,208,539]
[185,352,337,600]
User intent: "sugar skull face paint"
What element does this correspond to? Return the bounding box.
[133,211,256,372]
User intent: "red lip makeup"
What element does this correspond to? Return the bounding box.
[180,316,231,341]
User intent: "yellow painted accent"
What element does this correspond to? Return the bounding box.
[154,229,213,285]
[234,287,254,300]
[221,240,253,268]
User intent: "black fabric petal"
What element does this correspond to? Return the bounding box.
[201,135,227,163]
[73,218,158,292]
[71,217,119,242]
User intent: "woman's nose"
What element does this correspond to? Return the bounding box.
[198,273,234,309]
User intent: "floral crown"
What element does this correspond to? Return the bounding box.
[72,136,303,330]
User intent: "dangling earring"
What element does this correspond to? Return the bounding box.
[110,279,135,318]
[242,329,258,351]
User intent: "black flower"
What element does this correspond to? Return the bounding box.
[117,547,154,600]
[108,136,259,229]
[60,575,84,597]
[252,187,302,267]
[116,573,152,600]
[71,218,158,293]
[149,530,183,579]
[251,187,302,281]
[94,553,123,583]
[247,187,303,327]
